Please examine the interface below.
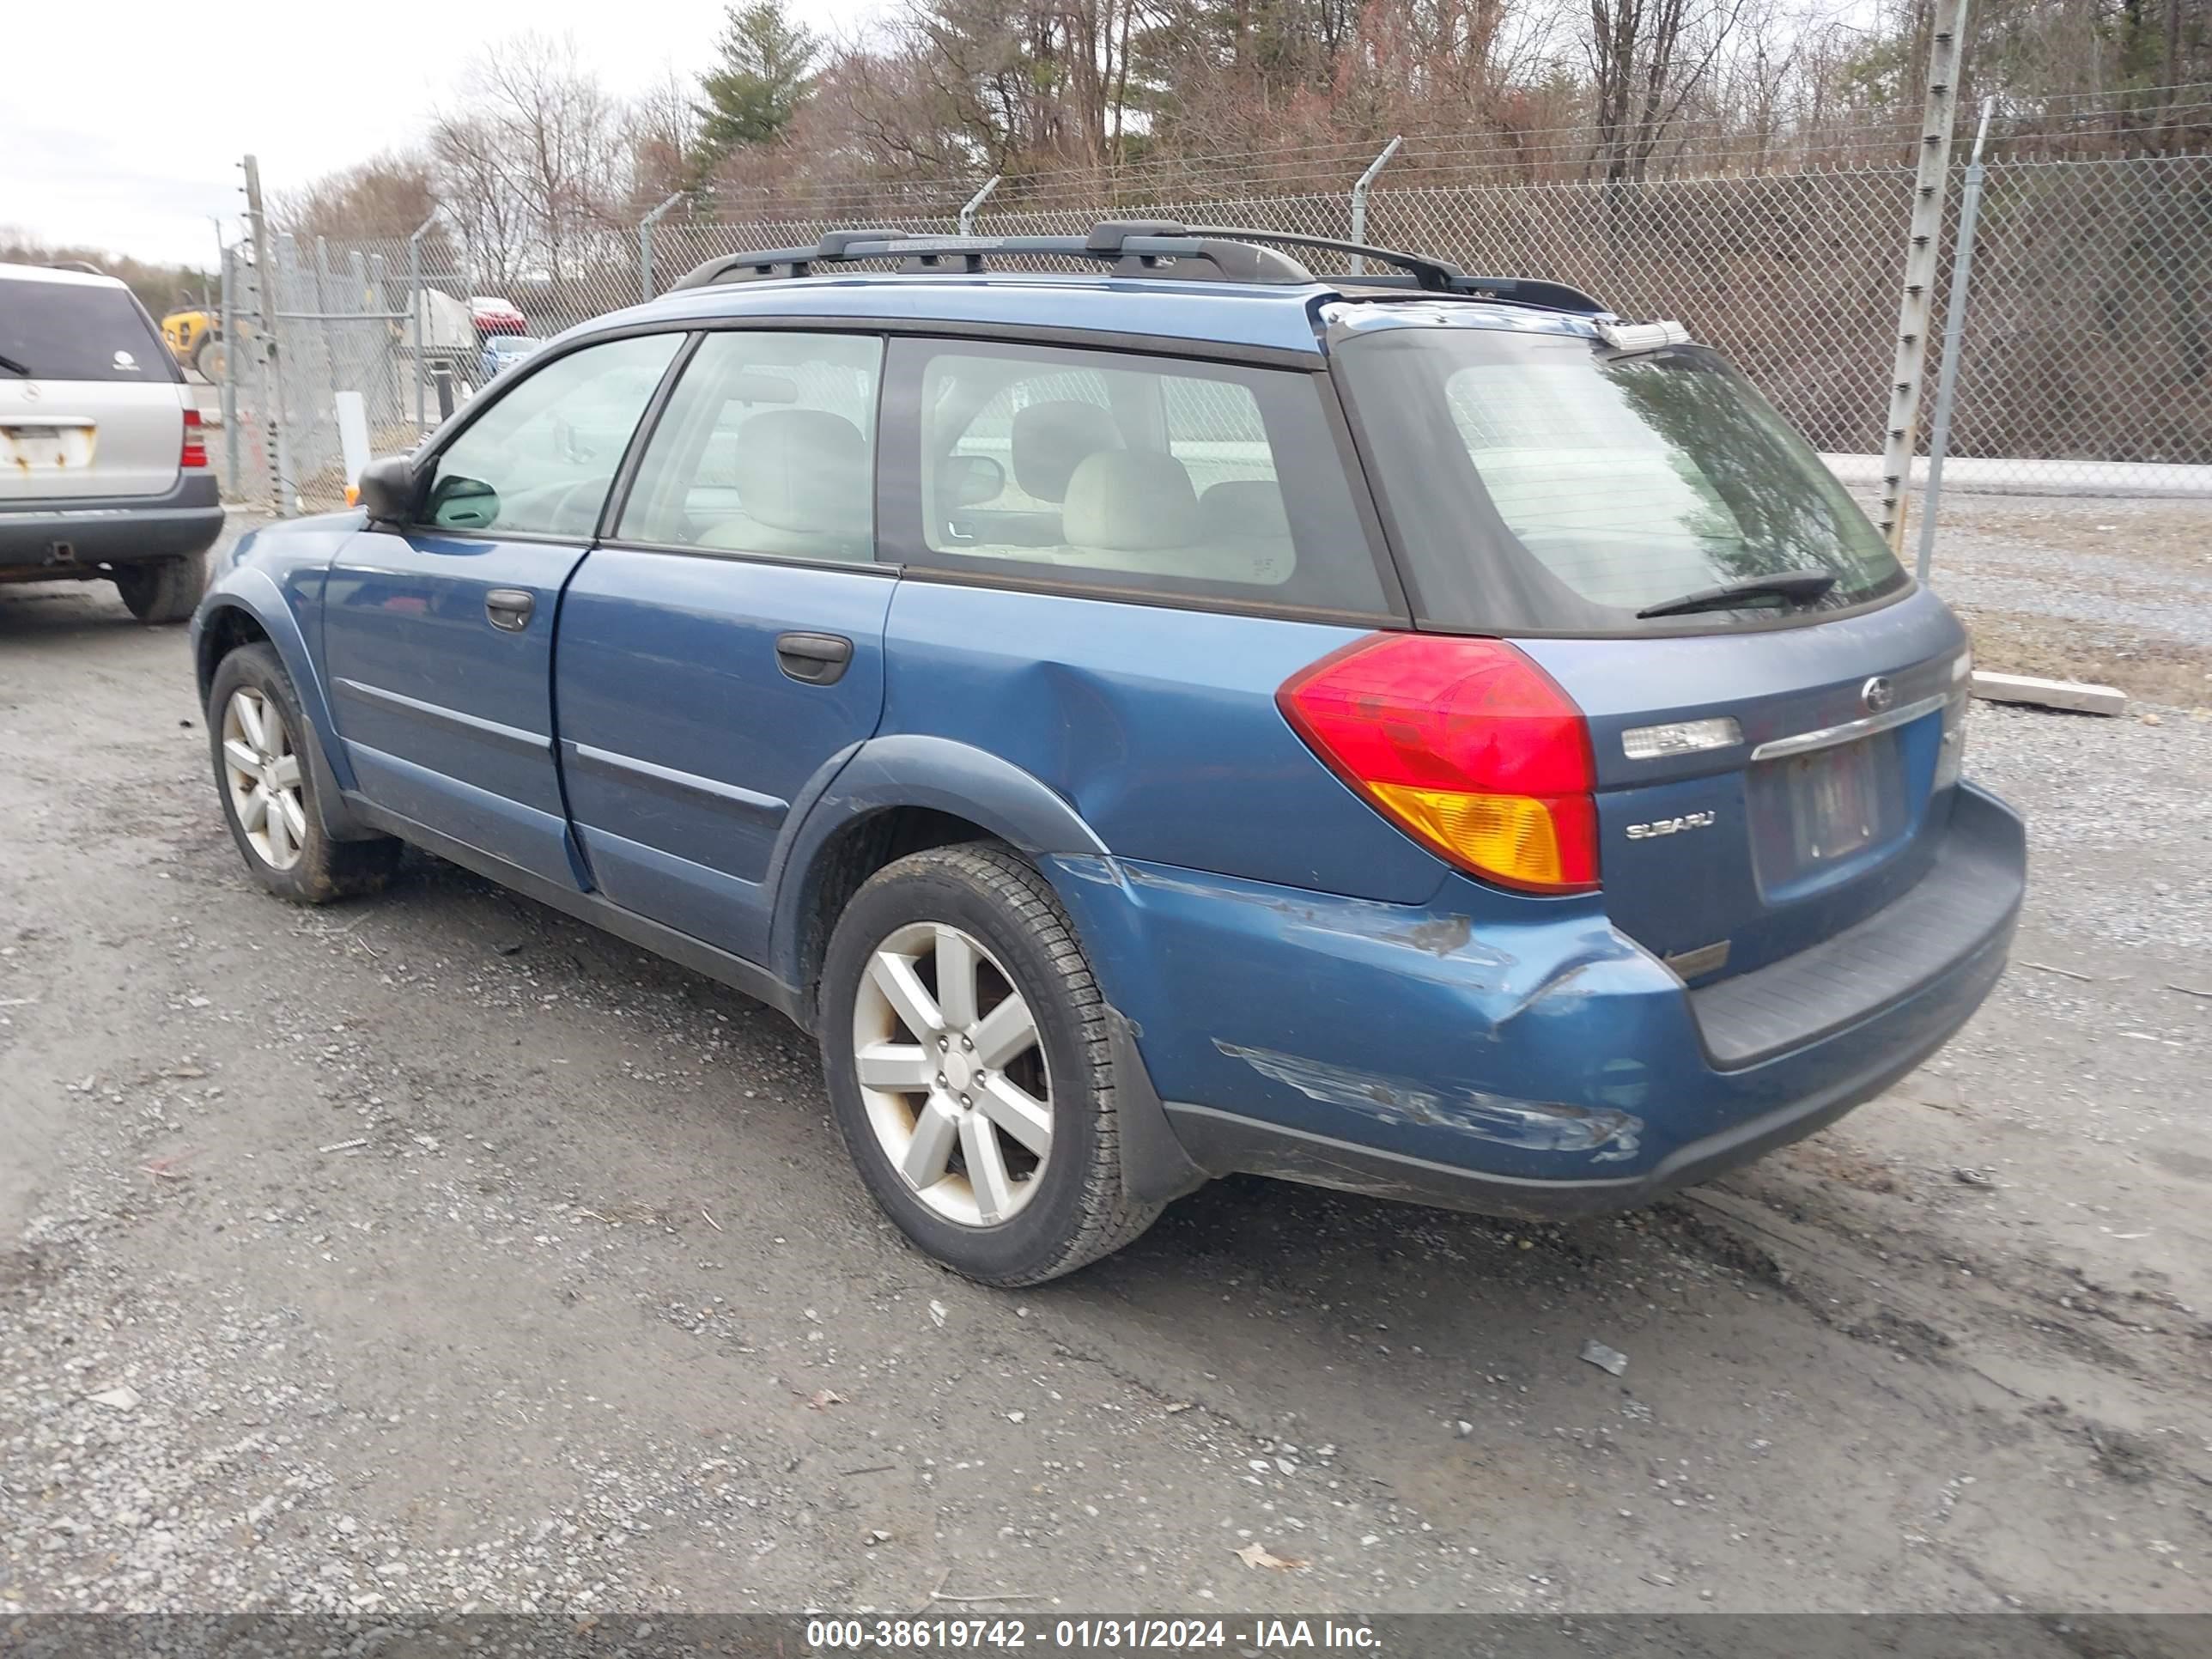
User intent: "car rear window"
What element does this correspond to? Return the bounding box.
[0,279,177,383]
[1333,325,1907,635]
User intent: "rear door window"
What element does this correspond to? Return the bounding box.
[0,278,175,382]
[884,338,1393,617]
[1334,325,1908,634]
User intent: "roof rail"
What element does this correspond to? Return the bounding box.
[1180,227,1608,313]
[671,222,1314,292]
[668,218,1607,316]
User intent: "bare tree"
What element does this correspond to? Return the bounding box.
[628,71,704,204]
[276,154,439,241]
[429,34,628,292]
[428,114,532,291]
[1585,0,1750,182]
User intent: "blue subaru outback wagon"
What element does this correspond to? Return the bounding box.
[191,222,2025,1285]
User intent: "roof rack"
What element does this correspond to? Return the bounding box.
[672,222,1313,291]
[670,218,1607,316]
[1183,227,1607,314]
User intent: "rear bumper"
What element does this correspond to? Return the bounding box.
[1050,783,2024,1219]
[0,472,224,573]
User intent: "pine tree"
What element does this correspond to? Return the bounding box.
[696,1,818,156]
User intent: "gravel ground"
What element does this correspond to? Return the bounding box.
[2,509,2209,1620]
[1918,495,2212,708]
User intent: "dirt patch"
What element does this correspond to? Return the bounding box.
[1955,605,2212,708]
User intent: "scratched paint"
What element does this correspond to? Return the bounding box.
[1214,1038,1644,1162]
[1117,860,1514,969]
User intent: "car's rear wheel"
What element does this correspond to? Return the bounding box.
[113,554,207,624]
[206,643,401,902]
[819,843,1163,1285]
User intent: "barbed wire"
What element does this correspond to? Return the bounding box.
[677,99,2211,218]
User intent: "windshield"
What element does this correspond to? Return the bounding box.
[1333,325,1907,635]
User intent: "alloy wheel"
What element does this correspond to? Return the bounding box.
[221,687,307,871]
[851,921,1053,1227]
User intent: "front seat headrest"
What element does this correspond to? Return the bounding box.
[732,409,869,535]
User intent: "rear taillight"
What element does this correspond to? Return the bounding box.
[1279,633,1601,893]
[180,407,209,469]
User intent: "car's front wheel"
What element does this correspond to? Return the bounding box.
[113,555,207,624]
[818,843,1164,1285]
[206,643,401,902]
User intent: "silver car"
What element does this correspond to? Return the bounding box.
[1,262,224,622]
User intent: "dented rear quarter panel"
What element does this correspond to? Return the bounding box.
[878,581,1446,902]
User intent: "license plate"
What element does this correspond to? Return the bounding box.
[1782,737,1881,864]
[1,424,95,472]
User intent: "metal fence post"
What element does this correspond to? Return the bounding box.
[1347,137,1403,273]
[639,193,684,302]
[1917,98,1997,585]
[240,155,294,516]
[218,243,240,498]
[1876,0,1972,551]
[408,215,436,439]
[959,175,1001,235]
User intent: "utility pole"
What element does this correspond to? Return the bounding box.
[1875,0,1971,553]
[240,155,295,516]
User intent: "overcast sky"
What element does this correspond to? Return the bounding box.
[7,0,882,268]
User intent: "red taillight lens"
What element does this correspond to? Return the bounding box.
[1278,632,1601,893]
[180,406,209,469]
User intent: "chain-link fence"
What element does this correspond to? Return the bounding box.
[216,151,2211,513]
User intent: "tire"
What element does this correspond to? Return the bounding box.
[192,336,226,382]
[112,554,208,624]
[819,842,1163,1285]
[205,642,402,903]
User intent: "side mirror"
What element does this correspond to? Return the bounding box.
[356,455,420,526]
[943,453,1006,507]
[427,473,501,532]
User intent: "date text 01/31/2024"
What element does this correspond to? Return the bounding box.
[804,1617,1383,1650]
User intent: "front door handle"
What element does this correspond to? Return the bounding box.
[485,588,534,632]
[775,631,854,685]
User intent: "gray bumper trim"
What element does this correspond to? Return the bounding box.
[0,472,224,568]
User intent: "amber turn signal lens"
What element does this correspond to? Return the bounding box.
[1278,633,1601,894]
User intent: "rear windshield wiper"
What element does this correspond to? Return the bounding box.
[0,351,32,377]
[1636,569,1838,619]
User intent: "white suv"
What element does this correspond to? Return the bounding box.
[1,261,224,622]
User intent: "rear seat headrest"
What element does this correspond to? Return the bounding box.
[1011,400,1121,503]
[1062,450,1199,551]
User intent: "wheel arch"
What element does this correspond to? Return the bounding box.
[194,579,374,840]
[769,734,1111,1029]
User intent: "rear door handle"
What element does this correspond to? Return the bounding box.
[485,588,534,631]
[775,631,854,685]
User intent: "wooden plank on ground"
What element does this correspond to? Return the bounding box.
[1970,671,2126,716]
